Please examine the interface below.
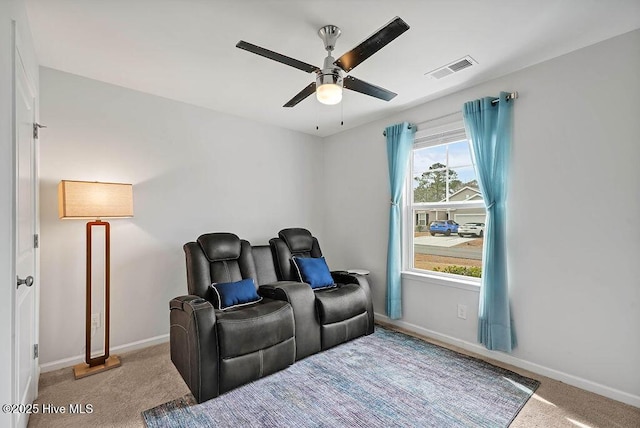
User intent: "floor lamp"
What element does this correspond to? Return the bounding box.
[58,180,133,379]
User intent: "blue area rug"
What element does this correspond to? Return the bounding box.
[143,327,539,427]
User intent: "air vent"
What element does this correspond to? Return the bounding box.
[449,58,473,72]
[425,55,477,79]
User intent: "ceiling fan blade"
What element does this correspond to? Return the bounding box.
[236,41,320,73]
[284,82,317,107]
[334,17,409,73]
[343,75,397,101]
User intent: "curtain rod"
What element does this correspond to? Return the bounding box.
[491,91,518,104]
[383,91,518,136]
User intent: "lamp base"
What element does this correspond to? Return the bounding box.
[73,355,121,380]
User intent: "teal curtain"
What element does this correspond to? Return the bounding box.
[385,122,416,319]
[463,92,515,352]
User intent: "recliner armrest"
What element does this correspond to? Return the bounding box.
[170,295,215,316]
[259,282,321,360]
[169,295,219,403]
[330,272,375,335]
[259,281,308,299]
[330,271,357,284]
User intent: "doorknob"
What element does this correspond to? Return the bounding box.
[16,275,34,289]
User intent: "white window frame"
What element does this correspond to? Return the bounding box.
[402,119,483,286]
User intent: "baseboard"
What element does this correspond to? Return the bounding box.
[375,313,640,408]
[39,334,170,373]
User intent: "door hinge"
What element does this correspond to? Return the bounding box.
[34,234,39,249]
[33,123,46,139]
[33,344,39,359]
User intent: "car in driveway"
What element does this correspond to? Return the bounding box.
[429,220,459,236]
[458,222,485,237]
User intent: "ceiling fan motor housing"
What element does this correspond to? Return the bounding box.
[316,67,343,88]
[317,55,343,86]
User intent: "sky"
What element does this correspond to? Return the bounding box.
[412,139,478,185]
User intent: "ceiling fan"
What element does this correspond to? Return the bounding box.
[236,16,410,107]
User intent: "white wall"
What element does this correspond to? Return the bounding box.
[322,29,640,405]
[0,0,39,425]
[38,68,324,366]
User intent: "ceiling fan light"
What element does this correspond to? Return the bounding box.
[316,83,343,105]
[316,68,343,105]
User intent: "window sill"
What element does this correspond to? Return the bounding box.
[401,270,481,292]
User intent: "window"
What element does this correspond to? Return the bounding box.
[404,121,485,279]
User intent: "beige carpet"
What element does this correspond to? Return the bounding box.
[29,331,640,428]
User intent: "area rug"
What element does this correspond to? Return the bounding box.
[143,327,539,427]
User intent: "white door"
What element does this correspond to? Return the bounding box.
[14,43,39,428]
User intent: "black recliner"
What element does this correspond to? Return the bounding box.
[270,228,375,350]
[170,233,296,403]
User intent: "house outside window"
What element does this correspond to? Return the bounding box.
[404,121,485,279]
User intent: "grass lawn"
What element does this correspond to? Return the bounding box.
[414,232,483,274]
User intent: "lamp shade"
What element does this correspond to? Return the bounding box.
[58,180,133,219]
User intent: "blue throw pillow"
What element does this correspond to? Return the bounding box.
[292,256,336,290]
[209,278,262,310]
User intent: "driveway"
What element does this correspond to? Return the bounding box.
[414,235,477,248]
[414,234,482,260]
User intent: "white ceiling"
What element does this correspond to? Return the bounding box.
[26,0,640,137]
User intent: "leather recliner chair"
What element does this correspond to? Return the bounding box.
[170,233,296,403]
[270,228,375,350]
